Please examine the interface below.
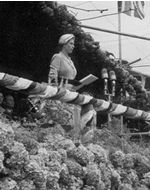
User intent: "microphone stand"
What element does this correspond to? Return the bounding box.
[120,87,125,150]
[101,69,116,128]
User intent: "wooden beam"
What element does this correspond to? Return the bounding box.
[79,24,150,41]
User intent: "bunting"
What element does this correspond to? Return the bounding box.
[0,72,150,126]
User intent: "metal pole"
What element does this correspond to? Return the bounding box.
[120,88,124,150]
[128,58,141,66]
[118,12,124,150]
[108,94,112,128]
[79,24,150,41]
[118,12,122,64]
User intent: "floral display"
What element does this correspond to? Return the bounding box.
[0,118,149,190]
[0,2,150,190]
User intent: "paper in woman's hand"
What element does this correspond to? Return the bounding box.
[73,74,98,91]
[68,79,81,86]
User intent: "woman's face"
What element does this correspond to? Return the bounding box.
[63,38,75,54]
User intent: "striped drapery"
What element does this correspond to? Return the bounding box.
[118,1,145,20]
[0,72,150,125]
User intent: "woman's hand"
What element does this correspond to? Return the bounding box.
[48,66,58,84]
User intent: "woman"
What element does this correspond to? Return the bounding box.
[47,34,95,136]
[48,34,77,90]
[47,34,79,129]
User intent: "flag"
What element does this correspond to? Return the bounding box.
[118,1,145,20]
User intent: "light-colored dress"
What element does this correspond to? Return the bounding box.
[47,52,79,130]
[47,52,95,135]
[48,52,77,89]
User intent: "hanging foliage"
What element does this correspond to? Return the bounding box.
[0,1,147,106]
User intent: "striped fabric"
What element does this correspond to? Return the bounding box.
[118,1,145,20]
[0,72,150,124]
[6,78,33,90]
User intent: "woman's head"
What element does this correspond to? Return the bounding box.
[58,34,75,54]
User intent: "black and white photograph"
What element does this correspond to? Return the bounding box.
[0,1,150,190]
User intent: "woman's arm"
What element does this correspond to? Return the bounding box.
[48,55,61,84]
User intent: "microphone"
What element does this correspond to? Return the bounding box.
[101,68,108,79]
[101,68,108,95]
[109,71,116,96]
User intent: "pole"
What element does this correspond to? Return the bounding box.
[79,24,150,41]
[128,58,141,66]
[132,65,150,68]
[118,7,124,150]
[118,12,122,64]
[108,94,112,128]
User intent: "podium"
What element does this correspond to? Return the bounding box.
[72,74,98,143]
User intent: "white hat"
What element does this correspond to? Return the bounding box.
[58,34,75,45]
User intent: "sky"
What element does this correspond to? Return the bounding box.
[58,1,150,76]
